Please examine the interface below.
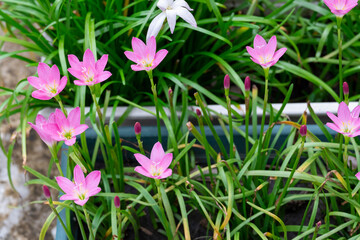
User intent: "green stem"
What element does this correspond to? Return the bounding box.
[155,179,164,212]
[48,199,75,240]
[226,96,234,159]
[72,202,87,240]
[117,210,122,240]
[275,139,304,215]
[256,68,269,168]
[147,70,162,143]
[50,146,63,177]
[245,92,250,154]
[337,17,343,102]
[136,135,145,154]
[83,205,95,240]
[55,95,68,117]
[89,86,104,121]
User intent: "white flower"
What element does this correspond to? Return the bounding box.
[146,0,197,42]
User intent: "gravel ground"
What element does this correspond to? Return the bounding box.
[0,29,56,240]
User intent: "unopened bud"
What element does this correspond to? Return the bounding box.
[43,185,51,199]
[300,125,307,137]
[196,109,202,117]
[252,84,258,97]
[245,76,251,91]
[134,122,141,135]
[186,122,193,131]
[114,196,120,208]
[316,221,321,228]
[343,82,349,95]
[224,74,230,89]
[168,88,173,98]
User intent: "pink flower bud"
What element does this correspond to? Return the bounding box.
[316,221,321,228]
[134,122,141,135]
[114,196,120,208]
[300,125,307,137]
[43,185,51,199]
[245,76,251,91]
[168,88,173,97]
[343,82,349,95]
[224,74,230,89]
[196,109,202,117]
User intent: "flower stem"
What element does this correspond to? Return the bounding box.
[89,86,104,121]
[257,68,269,168]
[337,17,343,102]
[245,91,250,154]
[275,138,304,215]
[49,145,63,177]
[226,95,234,159]
[48,198,75,240]
[155,179,164,211]
[72,202,87,240]
[55,95,68,117]
[83,205,95,240]
[147,70,162,143]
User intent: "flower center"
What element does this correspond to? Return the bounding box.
[74,183,87,200]
[81,67,94,82]
[341,121,354,133]
[150,165,163,177]
[62,129,74,140]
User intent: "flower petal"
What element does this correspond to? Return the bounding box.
[173,0,193,10]
[266,35,277,59]
[73,124,88,135]
[74,198,89,206]
[130,64,145,71]
[131,37,147,57]
[351,105,360,118]
[58,76,67,93]
[146,12,167,42]
[158,153,173,170]
[86,187,101,198]
[159,169,172,179]
[150,142,166,163]
[50,64,60,84]
[326,123,341,133]
[272,47,287,63]
[254,35,267,48]
[134,153,151,170]
[68,107,81,127]
[153,49,168,67]
[356,172,360,181]
[124,51,141,64]
[338,102,350,121]
[157,0,172,11]
[32,90,52,100]
[73,165,85,185]
[246,46,259,60]
[64,138,76,146]
[56,176,76,194]
[68,54,81,69]
[327,112,342,127]
[37,63,51,81]
[27,76,42,89]
[166,9,177,34]
[60,194,78,201]
[175,7,197,28]
[95,54,108,72]
[85,170,101,190]
[146,36,157,60]
[83,49,95,68]
[134,166,153,178]
[95,71,112,83]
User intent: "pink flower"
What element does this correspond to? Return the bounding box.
[27,63,67,100]
[134,142,173,179]
[324,0,358,17]
[326,102,360,137]
[56,165,101,206]
[28,113,57,147]
[246,35,287,69]
[45,107,88,146]
[356,172,360,181]
[68,49,112,86]
[124,36,168,72]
